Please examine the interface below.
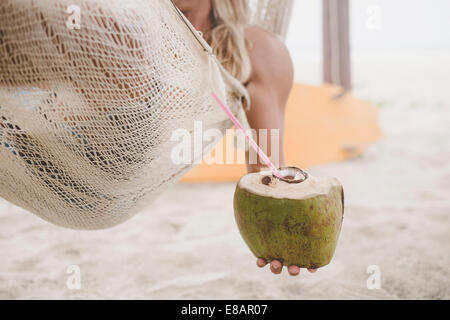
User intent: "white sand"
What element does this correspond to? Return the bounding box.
[1,57,450,299]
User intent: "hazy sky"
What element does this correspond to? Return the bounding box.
[285,0,450,60]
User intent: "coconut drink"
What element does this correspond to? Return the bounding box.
[233,167,344,269]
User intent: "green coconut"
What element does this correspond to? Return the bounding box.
[233,167,344,269]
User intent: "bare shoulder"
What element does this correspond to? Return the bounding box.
[244,26,293,86]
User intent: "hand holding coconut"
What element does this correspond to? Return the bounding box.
[212,93,344,276]
[234,167,344,276]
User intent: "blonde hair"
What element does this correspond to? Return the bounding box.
[208,0,251,84]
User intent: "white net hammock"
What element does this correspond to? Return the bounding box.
[0,0,293,229]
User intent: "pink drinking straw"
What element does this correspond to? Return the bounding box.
[211,92,283,179]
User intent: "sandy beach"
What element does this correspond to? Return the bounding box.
[1,78,449,299]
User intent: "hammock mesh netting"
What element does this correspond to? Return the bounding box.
[0,0,293,229]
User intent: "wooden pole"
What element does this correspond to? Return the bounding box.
[322,0,351,92]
